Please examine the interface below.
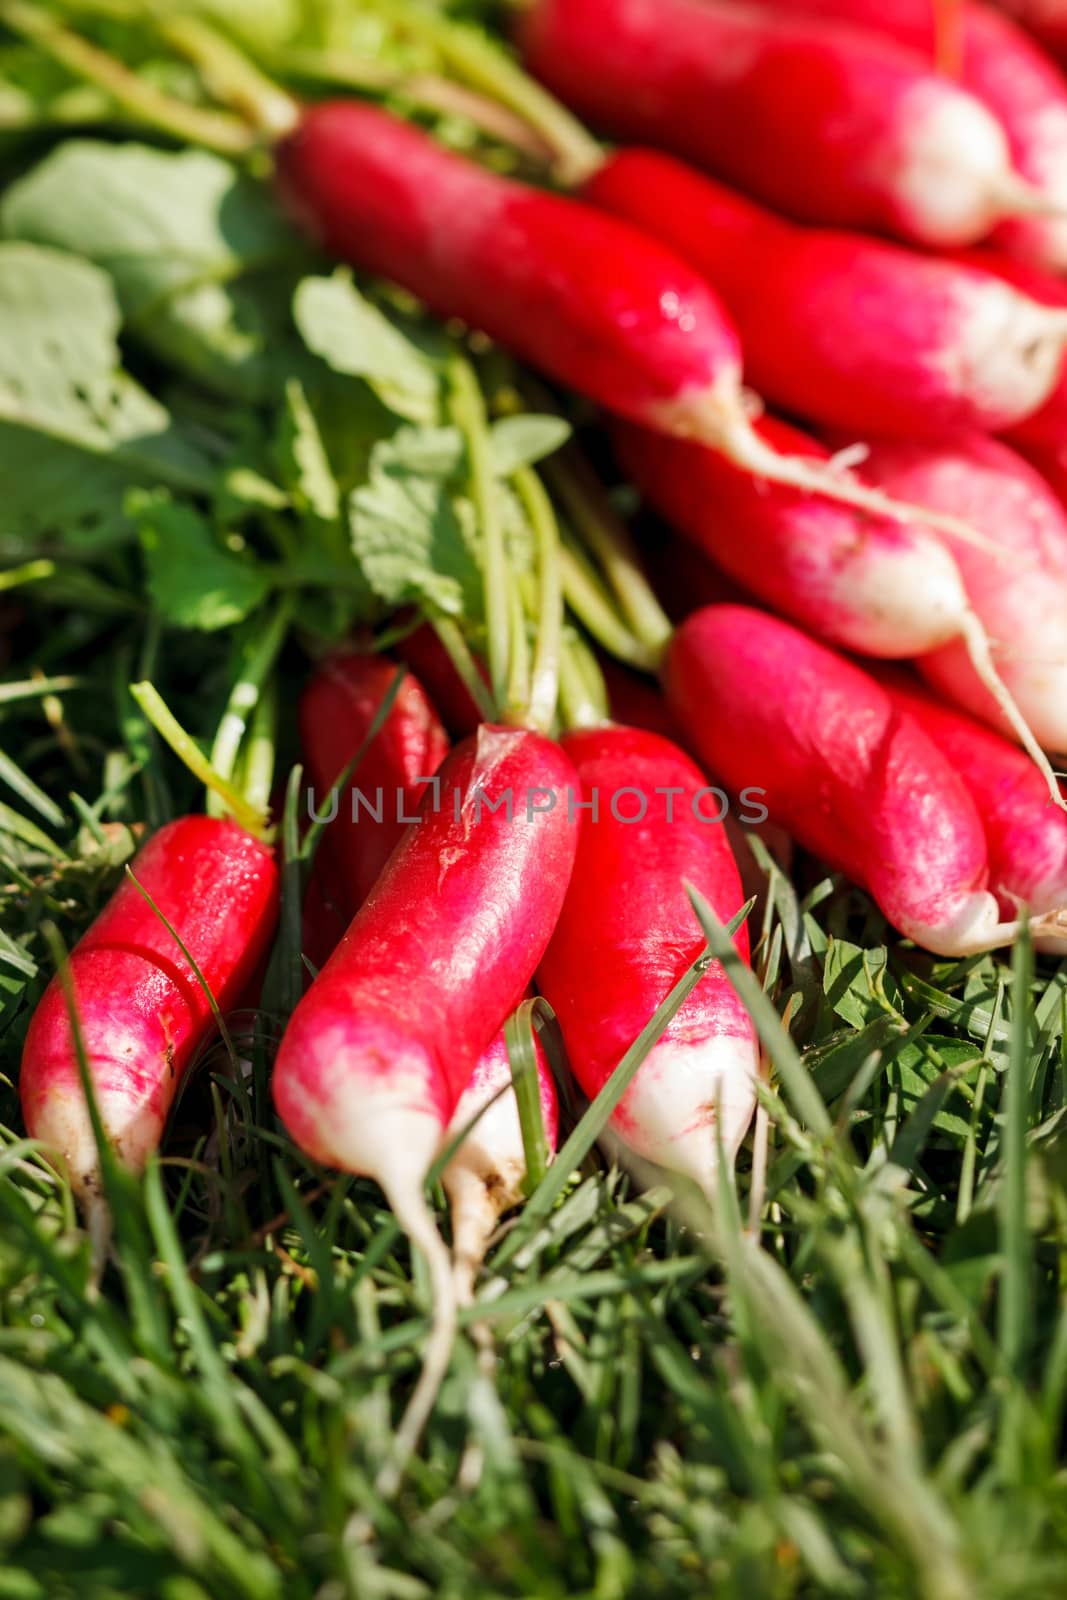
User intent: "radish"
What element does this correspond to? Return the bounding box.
[844,431,1067,754]
[536,724,759,1195]
[664,605,1065,957]
[273,99,1000,522]
[300,651,558,1298]
[443,1018,558,1304]
[273,724,577,1486]
[614,413,1064,803]
[300,650,449,911]
[21,816,278,1204]
[764,0,1067,269]
[583,148,1067,439]
[947,248,1067,453]
[877,670,1067,949]
[518,0,1054,248]
[396,623,486,740]
[995,0,1067,65]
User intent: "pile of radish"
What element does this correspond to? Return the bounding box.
[18,0,1067,1489]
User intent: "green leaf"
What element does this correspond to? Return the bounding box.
[275,379,340,527]
[293,271,442,424]
[0,243,214,554]
[489,414,571,476]
[2,141,306,400]
[135,493,273,632]
[349,451,480,617]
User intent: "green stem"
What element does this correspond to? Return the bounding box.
[239,678,278,824]
[513,465,562,735]
[449,356,511,713]
[208,598,293,810]
[559,543,659,672]
[558,634,606,730]
[0,0,258,154]
[428,616,497,724]
[262,45,551,159]
[157,13,299,138]
[504,572,531,726]
[0,559,55,593]
[367,0,602,182]
[546,455,673,660]
[129,682,266,840]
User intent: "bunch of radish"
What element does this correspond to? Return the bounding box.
[19,0,1067,1496]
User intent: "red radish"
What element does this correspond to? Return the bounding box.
[844,431,1067,755]
[273,725,577,1484]
[877,670,1067,948]
[21,817,278,1202]
[300,654,557,1296]
[443,1019,558,1302]
[536,725,759,1195]
[614,413,1063,802]
[518,0,1053,248]
[995,0,1067,64]
[664,605,1064,956]
[274,100,997,522]
[583,148,1067,439]
[301,861,349,981]
[599,656,682,742]
[765,0,1067,269]
[396,623,486,740]
[299,651,449,911]
[948,248,1067,452]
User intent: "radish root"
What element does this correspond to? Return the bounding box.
[994,174,1067,222]
[373,1177,458,1502]
[958,609,1066,810]
[721,417,1006,551]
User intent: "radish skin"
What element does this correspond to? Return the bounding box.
[300,651,449,911]
[519,0,1049,247]
[765,0,1067,269]
[846,432,1067,754]
[949,248,1067,453]
[300,657,557,1299]
[615,415,971,657]
[536,725,759,1195]
[995,0,1067,65]
[615,413,1064,802]
[273,100,999,523]
[583,149,1067,439]
[273,725,576,1485]
[878,671,1067,949]
[664,606,1058,956]
[21,817,278,1200]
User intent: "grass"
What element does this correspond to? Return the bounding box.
[1,752,1066,1599]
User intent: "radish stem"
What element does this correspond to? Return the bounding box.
[514,466,563,734]
[208,599,293,804]
[0,0,257,153]
[156,13,299,138]
[367,0,601,182]
[559,545,659,671]
[449,357,511,713]
[426,616,497,724]
[545,454,672,657]
[129,683,267,840]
